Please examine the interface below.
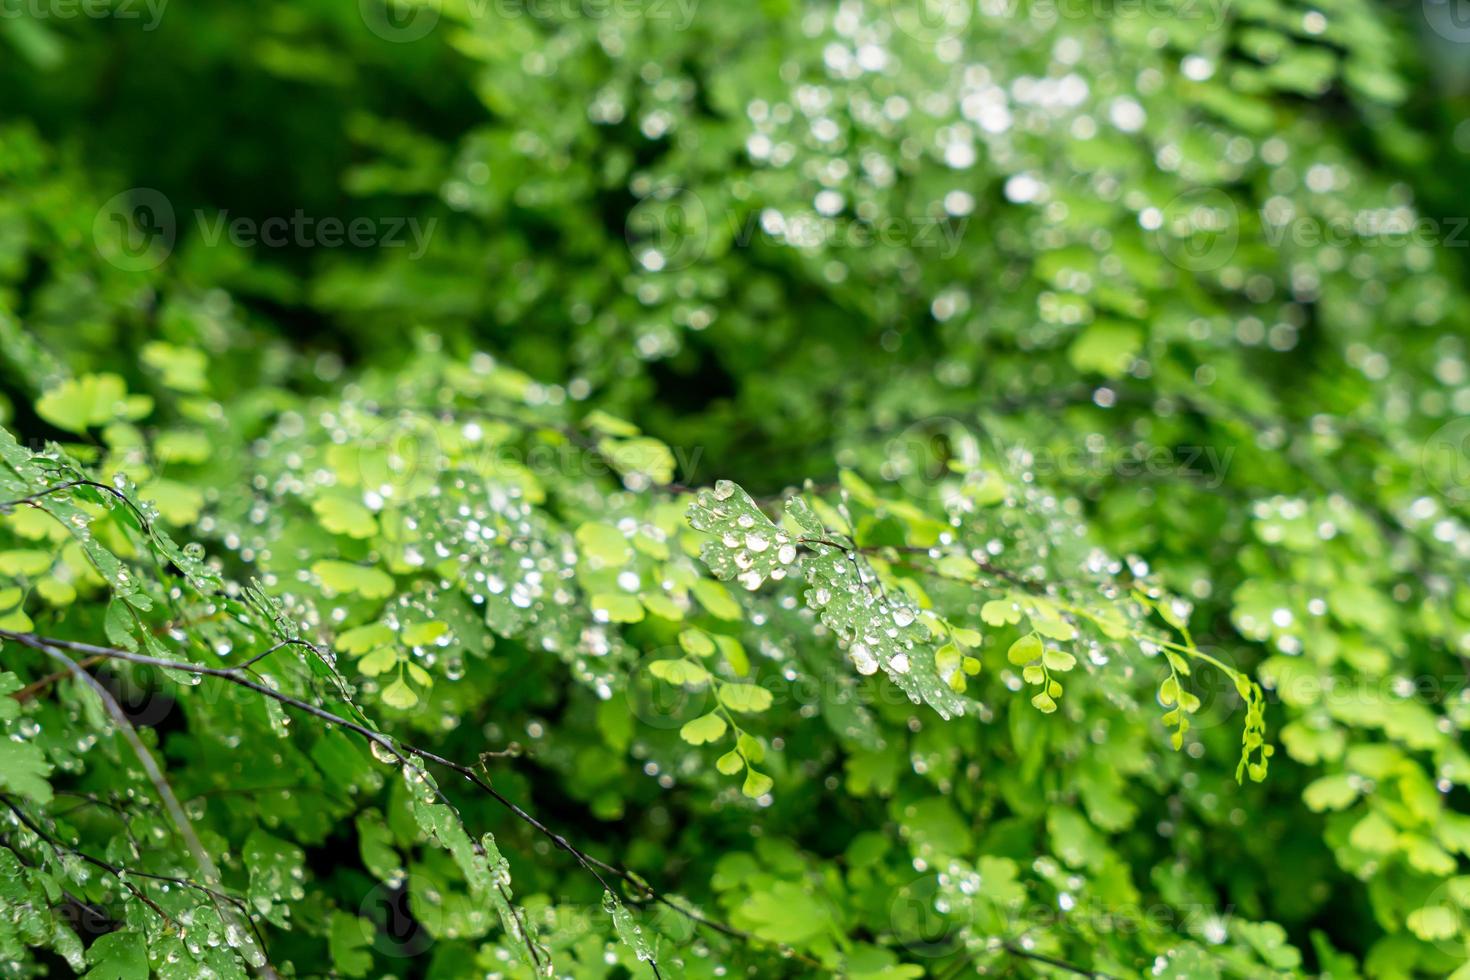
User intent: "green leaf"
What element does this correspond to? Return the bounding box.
[687,481,800,591]
[312,496,379,539]
[401,620,449,646]
[648,659,709,685]
[0,739,52,804]
[576,522,633,567]
[358,647,399,676]
[141,341,209,392]
[691,579,742,620]
[312,560,396,599]
[404,769,548,969]
[381,678,419,708]
[742,769,774,798]
[981,599,1022,626]
[591,593,644,623]
[36,374,150,434]
[328,912,373,978]
[678,628,716,656]
[338,623,395,653]
[680,712,728,744]
[603,891,659,968]
[83,931,148,980]
[713,634,749,675]
[0,549,52,576]
[1042,648,1076,672]
[599,436,676,487]
[718,683,773,713]
[1007,634,1042,666]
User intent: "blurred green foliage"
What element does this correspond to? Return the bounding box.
[1,0,1469,977]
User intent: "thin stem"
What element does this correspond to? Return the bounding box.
[17,637,277,979]
[0,630,787,973]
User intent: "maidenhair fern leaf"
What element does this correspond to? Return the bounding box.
[402,766,551,973]
[603,891,659,970]
[686,481,801,590]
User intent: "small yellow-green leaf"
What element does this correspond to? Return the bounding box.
[0,550,53,577]
[679,713,727,745]
[592,593,644,623]
[358,648,399,676]
[142,341,209,392]
[576,522,633,567]
[313,561,396,599]
[313,497,379,539]
[582,409,640,437]
[36,373,145,433]
[1030,613,1076,641]
[381,678,418,709]
[154,429,212,464]
[648,660,709,686]
[1007,633,1042,666]
[737,733,765,763]
[714,635,749,676]
[1042,648,1076,672]
[639,591,685,621]
[36,577,76,606]
[679,628,716,657]
[691,579,741,620]
[142,479,204,525]
[718,683,773,713]
[1303,774,1360,813]
[981,599,1021,626]
[742,769,773,798]
[950,626,982,648]
[339,623,395,653]
[402,621,449,647]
